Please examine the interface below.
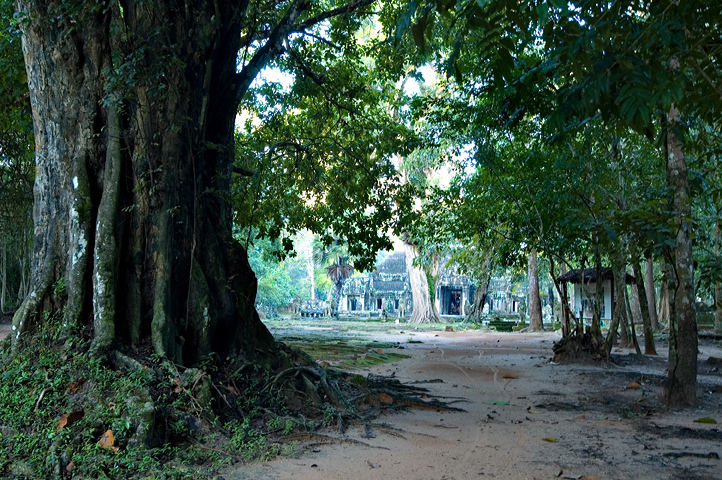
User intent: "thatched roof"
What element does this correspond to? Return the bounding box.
[556,268,635,285]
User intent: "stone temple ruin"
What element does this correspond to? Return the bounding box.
[337,252,477,318]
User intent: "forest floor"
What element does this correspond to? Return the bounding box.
[1,316,721,479]
[223,316,722,480]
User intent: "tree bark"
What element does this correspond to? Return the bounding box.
[619,303,631,348]
[12,0,299,364]
[663,104,698,407]
[1,243,5,314]
[632,261,657,355]
[658,265,670,327]
[630,280,643,326]
[605,250,628,355]
[714,219,722,333]
[549,257,571,337]
[646,256,661,330]
[330,283,341,317]
[404,241,441,323]
[467,248,493,323]
[624,281,642,355]
[591,250,603,338]
[528,249,543,331]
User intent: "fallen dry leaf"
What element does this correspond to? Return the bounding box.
[375,349,383,354]
[574,414,586,421]
[66,461,75,473]
[56,410,84,431]
[98,429,119,452]
[626,382,641,390]
[378,393,393,405]
[68,378,86,393]
[502,373,518,379]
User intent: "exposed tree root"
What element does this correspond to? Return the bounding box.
[552,331,608,364]
[1,326,463,479]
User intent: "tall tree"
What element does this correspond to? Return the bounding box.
[326,258,353,317]
[11,0,382,366]
[645,256,661,330]
[716,222,722,334]
[632,260,657,355]
[663,103,697,406]
[528,249,543,330]
[405,240,441,323]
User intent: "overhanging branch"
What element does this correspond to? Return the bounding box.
[235,0,310,103]
[234,0,377,103]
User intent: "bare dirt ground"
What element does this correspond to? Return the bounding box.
[0,315,11,341]
[3,318,720,479]
[224,321,722,480]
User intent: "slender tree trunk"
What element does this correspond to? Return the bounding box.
[625,282,642,355]
[646,256,661,330]
[591,250,603,338]
[14,0,278,365]
[619,305,631,348]
[1,243,5,314]
[16,257,25,305]
[658,266,670,327]
[663,103,698,407]
[714,219,722,333]
[549,257,571,337]
[630,281,643,326]
[330,282,343,317]
[606,250,628,355]
[528,249,544,331]
[632,261,657,355]
[404,241,441,323]
[308,260,316,303]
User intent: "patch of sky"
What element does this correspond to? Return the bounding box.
[403,64,437,97]
[252,66,296,91]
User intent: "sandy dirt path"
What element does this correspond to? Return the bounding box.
[223,329,722,480]
[3,319,720,479]
[0,322,11,341]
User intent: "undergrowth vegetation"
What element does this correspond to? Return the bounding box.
[0,314,294,478]
[0,313,453,479]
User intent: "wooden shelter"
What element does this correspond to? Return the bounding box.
[556,268,635,322]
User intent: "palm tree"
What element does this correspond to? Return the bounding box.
[326,259,353,317]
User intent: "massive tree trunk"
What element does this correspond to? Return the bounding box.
[528,249,543,331]
[645,256,661,330]
[11,0,300,365]
[663,104,698,407]
[404,241,441,323]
